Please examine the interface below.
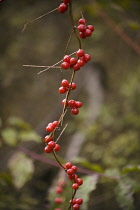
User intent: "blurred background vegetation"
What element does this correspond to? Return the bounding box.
[0,0,140,209]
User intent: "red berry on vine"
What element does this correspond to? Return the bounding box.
[78,18,86,25]
[76,49,85,57]
[63,55,71,63]
[76,178,83,186]
[77,59,85,67]
[65,162,73,169]
[58,3,68,13]
[75,198,83,205]
[72,63,80,71]
[72,183,79,190]
[61,61,70,69]
[73,204,80,210]
[44,135,53,143]
[53,121,59,127]
[87,25,94,32]
[61,79,69,87]
[70,199,76,204]
[71,165,78,172]
[82,54,91,63]
[59,87,67,94]
[68,174,75,180]
[56,186,63,194]
[67,168,74,175]
[44,146,52,153]
[69,82,76,90]
[77,24,86,32]
[71,107,79,115]
[84,28,92,37]
[70,57,77,66]
[46,125,54,132]
[79,32,86,39]
[48,141,56,149]
[75,101,82,108]
[55,197,63,204]
[54,144,61,152]
[68,100,76,107]
[62,99,66,106]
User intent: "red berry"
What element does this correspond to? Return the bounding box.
[44,135,53,143]
[56,186,63,194]
[70,57,77,66]
[53,121,59,127]
[63,0,71,3]
[76,49,85,57]
[71,165,78,172]
[44,146,52,153]
[87,25,94,32]
[75,198,83,205]
[73,204,80,210]
[65,162,72,169]
[58,3,68,13]
[68,100,76,107]
[67,168,75,175]
[61,61,70,69]
[63,55,71,63]
[77,59,85,67]
[62,99,66,106]
[82,54,91,63]
[84,28,92,37]
[68,174,75,180]
[75,101,82,108]
[76,178,83,186]
[79,32,86,39]
[48,141,56,149]
[72,63,80,71]
[69,82,76,90]
[71,108,79,115]
[70,199,76,204]
[54,144,61,152]
[78,18,86,25]
[61,79,69,87]
[77,24,86,32]
[59,87,67,94]
[55,197,63,204]
[72,183,79,190]
[46,125,54,132]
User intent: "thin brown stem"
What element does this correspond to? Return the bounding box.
[52,150,66,170]
[64,30,74,55]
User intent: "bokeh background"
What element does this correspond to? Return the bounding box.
[0,0,140,209]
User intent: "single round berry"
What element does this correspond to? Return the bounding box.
[70,199,76,205]
[84,28,92,37]
[53,121,59,128]
[72,63,80,71]
[59,87,67,94]
[77,24,86,32]
[68,174,75,180]
[71,107,79,115]
[67,168,75,175]
[46,125,54,132]
[44,135,53,143]
[63,55,71,63]
[87,25,94,32]
[77,59,85,67]
[54,144,61,152]
[75,101,82,108]
[73,204,80,210]
[79,32,86,39]
[69,82,76,90]
[75,198,83,205]
[71,165,78,172]
[58,3,68,13]
[82,54,91,63]
[61,79,69,87]
[65,162,72,169]
[61,61,70,69]
[76,49,85,57]
[62,99,66,106]
[44,146,52,153]
[68,100,76,107]
[76,178,83,186]
[56,186,63,194]
[70,57,77,66]
[55,197,63,204]
[78,18,86,25]
[72,183,79,190]
[48,141,56,149]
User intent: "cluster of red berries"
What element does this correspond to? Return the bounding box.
[58,0,71,13]
[77,18,94,39]
[58,79,76,94]
[70,198,83,210]
[61,49,91,71]
[44,135,60,153]
[62,99,82,115]
[54,181,66,210]
[45,121,59,133]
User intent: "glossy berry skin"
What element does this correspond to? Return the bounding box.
[70,199,76,204]
[72,183,79,190]
[75,198,83,205]
[72,63,80,71]
[71,107,79,115]
[61,61,70,69]
[75,101,82,108]
[77,59,85,67]
[65,162,72,169]
[82,54,91,63]
[58,3,68,13]
[44,146,52,153]
[48,141,56,149]
[67,168,74,175]
[71,165,78,172]
[59,87,67,94]
[61,79,69,87]
[76,178,83,186]
[53,121,59,127]
[69,82,76,90]
[76,49,85,57]
[87,25,94,32]
[44,135,53,143]
[63,55,71,63]
[84,28,92,37]
[46,125,54,132]
[54,144,60,152]
[79,32,86,39]
[73,204,80,210]
[68,100,76,107]
[78,18,86,25]
[77,24,86,32]
[62,99,66,106]
[70,57,77,66]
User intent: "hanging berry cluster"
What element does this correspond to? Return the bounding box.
[41,1,94,209]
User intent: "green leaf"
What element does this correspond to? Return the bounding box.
[122,165,140,174]
[19,130,41,143]
[76,175,99,210]
[8,117,31,130]
[8,152,34,189]
[1,128,18,146]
